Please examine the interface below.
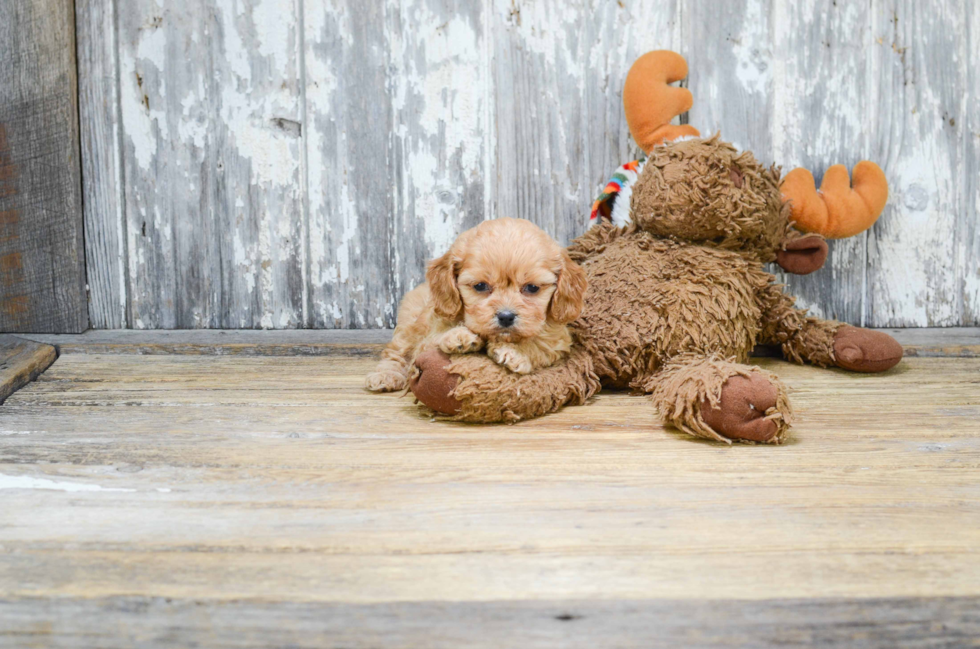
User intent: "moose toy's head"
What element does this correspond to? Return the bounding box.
[604,50,890,275]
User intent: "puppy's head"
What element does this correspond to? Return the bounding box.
[426,218,587,343]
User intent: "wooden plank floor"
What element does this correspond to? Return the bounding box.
[1,352,979,647]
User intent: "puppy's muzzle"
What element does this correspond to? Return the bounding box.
[495,310,517,328]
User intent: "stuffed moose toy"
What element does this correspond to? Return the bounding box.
[408,50,903,443]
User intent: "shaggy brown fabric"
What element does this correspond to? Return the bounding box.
[442,345,600,423]
[645,354,792,444]
[630,136,786,264]
[833,326,904,372]
[408,135,902,443]
[571,225,766,384]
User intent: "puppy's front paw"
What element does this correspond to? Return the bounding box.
[489,344,534,374]
[365,370,408,392]
[438,328,484,355]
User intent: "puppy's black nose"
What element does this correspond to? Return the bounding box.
[496,310,517,328]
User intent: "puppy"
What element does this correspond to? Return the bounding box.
[366,218,588,392]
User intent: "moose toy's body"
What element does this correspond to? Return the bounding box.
[405,51,903,443]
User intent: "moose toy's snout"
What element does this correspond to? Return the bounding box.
[776,235,829,275]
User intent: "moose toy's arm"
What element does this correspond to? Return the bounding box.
[410,347,601,423]
[757,280,903,373]
[767,157,899,371]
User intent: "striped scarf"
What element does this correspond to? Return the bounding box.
[588,155,647,228]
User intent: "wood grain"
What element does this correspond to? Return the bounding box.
[0,352,978,643]
[770,0,871,325]
[2,596,979,648]
[14,327,980,357]
[76,1,978,329]
[303,0,394,328]
[867,0,966,326]
[386,0,490,306]
[76,0,127,329]
[0,335,57,404]
[684,0,773,159]
[583,1,680,192]
[491,0,591,247]
[116,0,305,329]
[0,0,87,333]
[19,329,390,356]
[962,0,979,325]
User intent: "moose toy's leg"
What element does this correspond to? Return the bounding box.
[831,326,904,372]
[638,354,793,444]
[759,284,903,372]
[410,348,601,423]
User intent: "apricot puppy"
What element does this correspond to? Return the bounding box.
[366,218,587,392]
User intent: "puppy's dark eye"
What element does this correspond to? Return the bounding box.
[522,284,540,295]
[473,282,490,293]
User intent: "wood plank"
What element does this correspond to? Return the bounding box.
[1,357,978,588]
[962,1,979,324]
[867,0,965,326]
[0,335,57,404]
[0,0,87,333]
[491,0,590,246]
[683,0,773,160]
[24,331,308,356]
[386,0,490,304]
[116,1,206,328]
[208,0,306,329]
[76,0,128,329]
[81,0,977,331]
[304,1,393,327]
[1,353,979,642]
[770,0,871,326]
[15,328,980,357]
[18,329,390,356]
[117,0,305,328]
[583,1,680,199]
[2,595,979,649]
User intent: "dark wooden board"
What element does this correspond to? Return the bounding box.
[0,334,57,404]
[1,595,978,649]
[19,329,391,356]
[0,0,87,333]
[17,327,980,358]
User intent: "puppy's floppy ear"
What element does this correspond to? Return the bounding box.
[426,247,464,321]
[548,250,588,324]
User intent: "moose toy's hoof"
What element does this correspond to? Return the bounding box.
[700,374,782,443]
[409,350,462,415]
[833,326,903,373]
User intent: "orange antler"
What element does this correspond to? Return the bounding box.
[780,162,889,239]
[623,51,701,153]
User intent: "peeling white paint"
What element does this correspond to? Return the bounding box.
[120,26,169,172]
[388,2,488,282]
[873,136,958,325]
[732,0,770,97]
[91,0,975,330]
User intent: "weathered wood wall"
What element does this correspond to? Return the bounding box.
[77,0,979,329]
[0,0,87,333]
